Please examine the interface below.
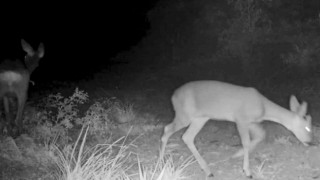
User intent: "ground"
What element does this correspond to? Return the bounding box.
[132,121,320,180]
[0,99,320,180]
[1,75,320,180]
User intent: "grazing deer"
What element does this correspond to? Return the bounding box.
[160,80,312,178]
[0,39,44,137]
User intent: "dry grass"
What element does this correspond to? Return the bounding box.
[52,127,132,180]
[51,126,194,180]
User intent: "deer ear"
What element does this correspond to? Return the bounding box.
[37,43,45,58]
[298,101,308,116]
[21,39,34,56]
[289,95,300,112]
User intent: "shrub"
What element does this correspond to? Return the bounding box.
[281,32,320,73]
[26,88,89,145]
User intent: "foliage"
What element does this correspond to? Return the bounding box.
[274,136,293,146]
[25,87,137,146]
[76,97,136,139]
[219,0,272,60]
[108,98,136,124]
[281,32,320,72]
[51,126,194,180]
[52,127,132,180]
[75,99,113,140]
[45,88,88,128]
[227,0,271,33]
[137,154,195,180]
[26,88,89,145]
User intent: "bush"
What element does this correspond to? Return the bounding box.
[26,88,89,145]
[281,32,320,73]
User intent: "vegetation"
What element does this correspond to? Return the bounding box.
[1,0,320,179]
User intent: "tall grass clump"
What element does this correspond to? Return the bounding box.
[52,126,133,180]
[51,126,195,180]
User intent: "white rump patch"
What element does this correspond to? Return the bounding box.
[0,71,23,82]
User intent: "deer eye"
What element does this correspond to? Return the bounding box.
[305,126,311,132]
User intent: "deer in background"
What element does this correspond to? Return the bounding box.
[0,39,44,137]
[160,80,312,179]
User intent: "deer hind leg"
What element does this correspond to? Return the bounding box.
[3,96,10,122]
[15,90,27,135]
[234,121,252,178]
[3,96,13,135]
[182,118,213,177]
[160,114,189,156]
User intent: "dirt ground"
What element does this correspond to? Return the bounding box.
[0,110,320,180]
[134,121,320,180]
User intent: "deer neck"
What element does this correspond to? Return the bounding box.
[262,97,295,130]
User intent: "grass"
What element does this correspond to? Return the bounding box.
[274,136,293,146]
[52,127,133,180]
[51,126,195,180]
[136,154,195,180]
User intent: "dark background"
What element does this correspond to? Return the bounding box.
[0,1,157,81]
[1,0,320,90]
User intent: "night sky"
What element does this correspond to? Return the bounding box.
[0,1,156,82]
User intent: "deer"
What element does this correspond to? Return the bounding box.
[0,39,44,137]
[160,80,312,178]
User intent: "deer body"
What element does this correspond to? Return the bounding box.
[161,80,312,178]
[0,40,44,137]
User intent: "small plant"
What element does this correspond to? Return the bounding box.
[52,126,133,180]
[45,88,88,128]
[313,125,320,144]
[26,88,89,145]
[75,97,137,142]
[253,158,267,179]
[76,100,113,141]
[137,154,195,180]
[274,136,293,146]
[50,125,195,180]
[110,100,136,124]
